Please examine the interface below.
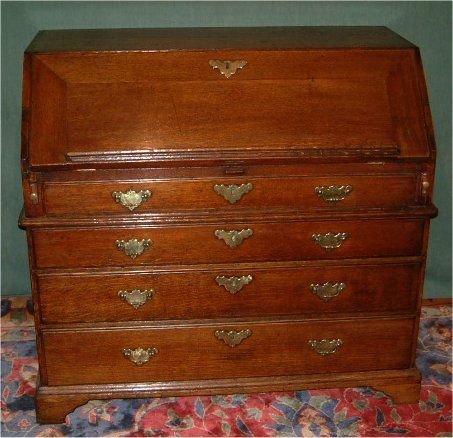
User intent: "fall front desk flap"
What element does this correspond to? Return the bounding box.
[22,27,432,170]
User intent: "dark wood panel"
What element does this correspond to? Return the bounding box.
[26,49,430,168]
[34,50,400,83]
[42,317,415,385]
[29,57,66,167]
[43,174,418,216]
[31,219,424,268]
[66,78,394,152]
[36,262,420,323]
[26,27,415,53]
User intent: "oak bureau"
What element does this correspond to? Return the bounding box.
[19,27,437,423]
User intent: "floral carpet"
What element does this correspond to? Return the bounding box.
[1,297,451,437]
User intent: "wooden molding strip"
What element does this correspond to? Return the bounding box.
[422,298,452,306]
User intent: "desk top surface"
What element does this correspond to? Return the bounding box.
[26,26,415,54]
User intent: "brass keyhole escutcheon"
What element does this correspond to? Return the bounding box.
[215,229,253,248]
[115,239,153,259]
[215,329,252,347]
[215,275,253,294]
[209,59,247,78]
[112,189,152,211]
[213,183,253,204]
[122,347,158,365]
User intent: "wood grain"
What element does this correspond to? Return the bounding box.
[26,27,415,53]
[31,219,424,268]
[26,48,429,169]
[42,317,415,385]
[42,174,418,216]
[35,261,421,323]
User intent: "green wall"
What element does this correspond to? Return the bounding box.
[2,1,451,298]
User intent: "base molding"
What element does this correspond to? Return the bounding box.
[422,298,452,306]
[35,368,421,424]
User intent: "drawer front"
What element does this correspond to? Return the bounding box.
[37,263,420,323]
[32,219,424,268]
[42,317,414,385]
[42,174,418,215]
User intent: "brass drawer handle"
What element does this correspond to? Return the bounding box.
[118,289,156,308]
[310,282,346,301]
[312,232,349,250]
[309,339,343,355]
[214,183,253,204]
[215,229,253,248]
[112,189,152,211]
[215,329,252,347]
[315,185,352,204]
[122,347,158,365]
[215,275,253,294]
[115,239,153,259]
[209,59,247,78]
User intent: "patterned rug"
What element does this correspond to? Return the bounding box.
[1,297,451,437]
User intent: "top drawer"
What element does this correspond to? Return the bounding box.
[41,173,418,216]
[24,48,430,169]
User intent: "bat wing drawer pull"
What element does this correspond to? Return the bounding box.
[122,347,158,365]
[312,232,349,250]
[310,282,346,301]
[315,185,352,203]
[309,339,343,355]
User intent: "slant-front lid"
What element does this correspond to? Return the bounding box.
[22,27,432,169]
